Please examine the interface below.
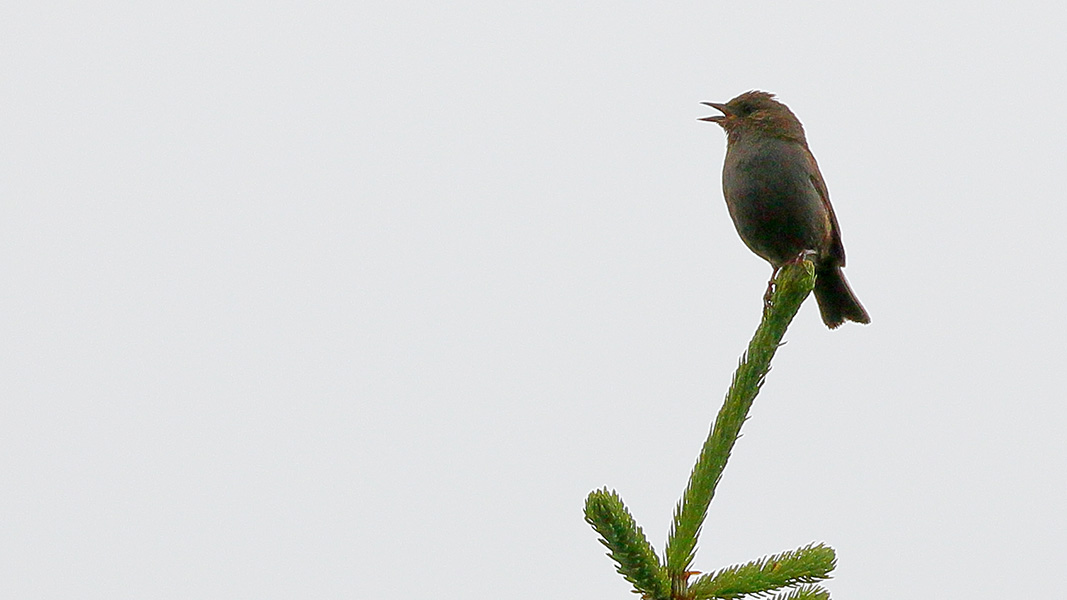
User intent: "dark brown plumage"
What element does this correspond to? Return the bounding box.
[701,91,869,328]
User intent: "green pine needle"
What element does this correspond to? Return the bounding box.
[767,584,831,600]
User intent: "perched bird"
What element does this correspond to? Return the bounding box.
[700,91,870,328]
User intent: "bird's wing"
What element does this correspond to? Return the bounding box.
[806,151,846,266]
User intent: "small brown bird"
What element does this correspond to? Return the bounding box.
[701,91,870,328]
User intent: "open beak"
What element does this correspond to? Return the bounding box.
[698,102,730,123]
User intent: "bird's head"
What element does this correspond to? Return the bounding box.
[700,91,807,143]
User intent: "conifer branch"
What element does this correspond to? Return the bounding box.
[586,260,839,599]
[665,260,816,575]
[689,542,836,599]
[585,488,671,600]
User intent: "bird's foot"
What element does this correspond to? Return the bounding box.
[763,267,780,312]
[787,249,819,265]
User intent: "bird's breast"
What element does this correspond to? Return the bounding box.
[721,137,832,266]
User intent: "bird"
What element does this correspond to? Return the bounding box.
[700,91,870,328]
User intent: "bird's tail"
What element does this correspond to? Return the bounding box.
[814,265,870,329]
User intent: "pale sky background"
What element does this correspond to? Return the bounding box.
[3,2,1066,599]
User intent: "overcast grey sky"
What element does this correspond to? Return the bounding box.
[3,2,1066,598]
